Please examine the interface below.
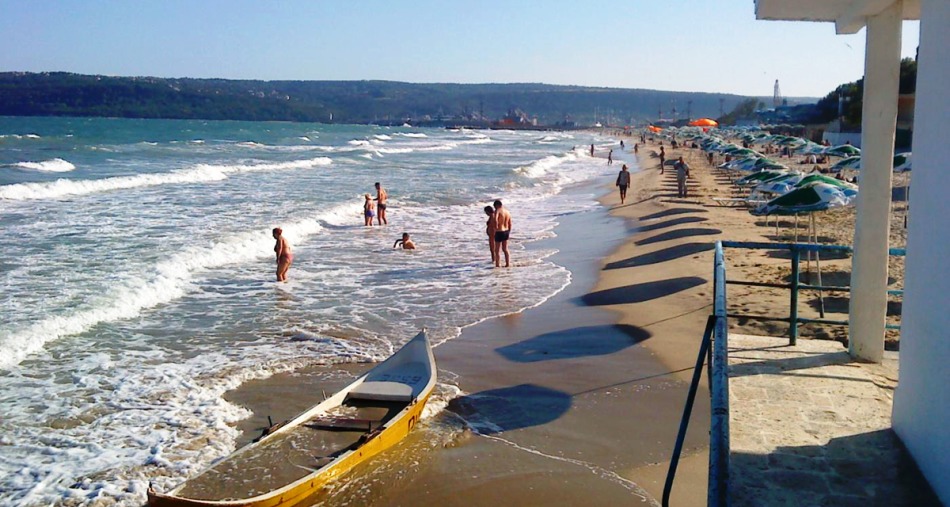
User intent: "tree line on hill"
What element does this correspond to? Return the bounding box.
[1,72,797,126]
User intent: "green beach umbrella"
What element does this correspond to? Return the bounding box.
[829,156,862,172]
[794,173,858,190]
[751,183,857,216]
[893,152,912,172]
[824,144,862,158]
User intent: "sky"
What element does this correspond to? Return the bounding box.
[0,0,920,99]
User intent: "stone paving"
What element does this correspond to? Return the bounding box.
[726,334,941,506]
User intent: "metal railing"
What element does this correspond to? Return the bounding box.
[663,240,904,506]
[720,240,905,344]
[663,242,729,507]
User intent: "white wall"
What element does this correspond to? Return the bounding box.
[892,0,950,503]
[822,132,862,147]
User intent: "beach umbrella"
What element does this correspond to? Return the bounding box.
[794,173,859,192]
[689,118,718,127]
[754,172,804,197]
[736,170,788,186]
[751,183,857,216]
[893,152,912,172]
[829,153,912,173]
[824,144,862,158]
[829,156,862,173]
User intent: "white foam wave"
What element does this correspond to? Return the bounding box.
[0,212,337,370]
[396,133,427,138]
[0,157,331,201]
[513,151,579,178]
[13,158,77,172]
[348,139,372,146]
[373,134,392,141]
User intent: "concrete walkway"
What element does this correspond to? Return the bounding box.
[726,334,940,506]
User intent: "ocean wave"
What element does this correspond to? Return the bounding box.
[0,157,332,201]
[396,133,427,138]
[513,151,579,178]
[0,211,340,371]
[13,158,77,172]
[373,134,392,141]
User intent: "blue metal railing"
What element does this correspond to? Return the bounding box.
[720,241,905,344]
[663,240,903,506]
[663,243,729,507]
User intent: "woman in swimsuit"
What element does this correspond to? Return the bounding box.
[484,205,497,264]
[273,227,293,282]
[364,194,375,227]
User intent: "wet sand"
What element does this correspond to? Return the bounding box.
[220,146,717,506]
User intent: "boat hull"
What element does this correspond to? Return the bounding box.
[148,331,435,507]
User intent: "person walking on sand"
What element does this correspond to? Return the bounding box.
[374,182,388,225]
[484,205,497,264]
[674,156,691,198]
[273,227,293,282]
[492,200,512,268]
[659,146,666,174]
[607,150,613,165]
[363,194,375,226]
[616,164,631,204]
[393,232,416,250]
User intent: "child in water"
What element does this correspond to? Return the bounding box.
[393,232,416,250]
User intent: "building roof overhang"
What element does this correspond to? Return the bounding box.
[755,0,920,34]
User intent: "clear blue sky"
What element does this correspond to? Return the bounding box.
[0,0,919,98]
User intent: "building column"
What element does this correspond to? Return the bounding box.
[893,1,950,503]
[848,0,902,363]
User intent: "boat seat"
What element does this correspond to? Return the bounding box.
[346,381,414,402]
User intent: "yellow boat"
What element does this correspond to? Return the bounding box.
[148,329,436,507]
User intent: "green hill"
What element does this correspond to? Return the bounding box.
[0,72,812,125]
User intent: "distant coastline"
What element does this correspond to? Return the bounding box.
[0,71,816,127]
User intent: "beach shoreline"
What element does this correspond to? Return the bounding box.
[221,140,717,506]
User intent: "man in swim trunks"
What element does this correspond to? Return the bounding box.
[273,227,293,282]
[374,182,388,225]
[492,199,512,268]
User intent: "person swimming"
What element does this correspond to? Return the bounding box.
[393,232,416,250]
[272,227,293,282]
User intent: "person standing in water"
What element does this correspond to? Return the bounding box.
[493,200,512,268]
[590,144,595,157]
[607,150,613,165]
[484,205,497,264]
[363,194,375,226]
[374,182,388,225]
[272,227,293,282]
[616,164,631,204]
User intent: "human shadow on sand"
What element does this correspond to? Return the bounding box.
[605,242,715,270]
[446,384,572,435]
[635,228,722,246]
[580,277,707,306]
[495,324,651,363]
[636,216,709,232]
[640,208,709,221]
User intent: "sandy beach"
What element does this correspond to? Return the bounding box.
[223,133,908,506]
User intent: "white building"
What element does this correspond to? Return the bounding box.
[755,0,949,503]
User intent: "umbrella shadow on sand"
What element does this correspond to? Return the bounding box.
[605,242,714,270]
[446,384,572,435]
[580,277,707,306]
[639,208,708,221]
[636,216,709,232]
[495,324,651,363]
[635,228,722,246]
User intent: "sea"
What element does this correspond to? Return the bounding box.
[0,116,628,505]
